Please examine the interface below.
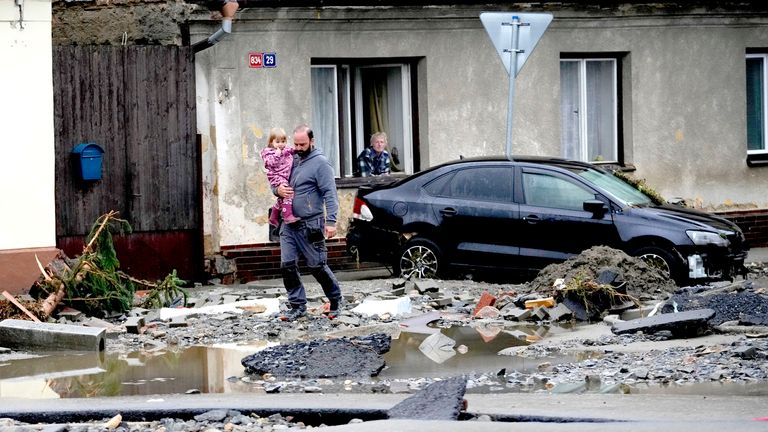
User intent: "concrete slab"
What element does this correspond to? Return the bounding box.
[0,319,106,351]
[611,308,715,337]
[388,376,467,420]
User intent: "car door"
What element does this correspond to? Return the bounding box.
[424,165,519,269]
[516,167,620,269]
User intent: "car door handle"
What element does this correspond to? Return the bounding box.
[440,208,458,217]
[523,215,540,224]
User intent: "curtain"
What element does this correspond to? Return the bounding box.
[586,60,616,161]
[560,60,581,160]
[311,67,340,174]
[747,57,765,151]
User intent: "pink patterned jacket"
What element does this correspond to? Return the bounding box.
[261,146,295,187]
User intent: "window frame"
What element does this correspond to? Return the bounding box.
[310,58,420,183]
[560,54,622,164]
[521,170,596,212]
[747,53,768,155]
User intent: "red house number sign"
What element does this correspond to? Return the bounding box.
[249,52,263,68]
[249,52,277,69]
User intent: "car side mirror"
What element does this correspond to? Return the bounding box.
[583,199,608,215]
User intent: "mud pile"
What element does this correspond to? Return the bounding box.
[528,245,677,299]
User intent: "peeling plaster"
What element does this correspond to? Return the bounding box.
[674,129,684,142]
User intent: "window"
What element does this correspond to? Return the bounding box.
[311,60,418,178]
[560,57,619,163]
[437,167,514,202]
[523,172,594,211]
[747,54,767,154]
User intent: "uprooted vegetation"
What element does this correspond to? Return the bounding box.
[0,211,188,321]
[554,270,640,319]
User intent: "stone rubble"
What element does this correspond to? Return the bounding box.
[2,249,767,427]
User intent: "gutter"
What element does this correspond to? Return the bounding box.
[192,0,239,54]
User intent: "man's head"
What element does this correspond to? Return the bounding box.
[293,124,314,157]
[370,132,388,155]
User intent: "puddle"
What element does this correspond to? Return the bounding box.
[1,324,766,399]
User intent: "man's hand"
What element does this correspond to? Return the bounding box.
[277,184,294,198]
[324,225,337,238]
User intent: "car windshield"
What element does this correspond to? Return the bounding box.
[575,168,654,207]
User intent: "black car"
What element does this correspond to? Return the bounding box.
[345,156,749,284]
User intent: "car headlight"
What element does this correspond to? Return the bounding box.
[686,230,730,247]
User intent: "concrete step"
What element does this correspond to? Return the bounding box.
[0,319,106,351]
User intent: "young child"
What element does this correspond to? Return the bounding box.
[261,127,300,226]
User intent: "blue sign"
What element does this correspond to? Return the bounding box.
[264,52,277,68]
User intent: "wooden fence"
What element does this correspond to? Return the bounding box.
[52,46,201,280]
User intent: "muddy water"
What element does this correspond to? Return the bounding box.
[0,325,765,399]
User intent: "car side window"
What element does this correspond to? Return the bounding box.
[424,171,455,196]
[441,167,513,202]
[522,171,594,211]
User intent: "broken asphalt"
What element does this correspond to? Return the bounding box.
[1,248,767,430]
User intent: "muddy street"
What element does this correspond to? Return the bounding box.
[1,248,768,430]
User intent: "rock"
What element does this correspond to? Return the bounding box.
[547,303,573,322]
[194,409,231,422]
[414,280,441,294]
[472,291,497,317]
[475,306,501,319]
[124,316,145,334]
[732,345,758,359]
[562,297,593,321]
[501,306,531,321]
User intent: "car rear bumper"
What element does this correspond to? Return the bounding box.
[345,220,401,264]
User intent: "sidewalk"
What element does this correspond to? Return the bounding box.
[246,247,768,288]
[748,247,768,263]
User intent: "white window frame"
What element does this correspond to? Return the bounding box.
[311,60,415,178]
[560,58,618,163]
[747,53,768,155]
[353,64,413,174]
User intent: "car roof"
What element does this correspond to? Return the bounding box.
[432,155,599,171]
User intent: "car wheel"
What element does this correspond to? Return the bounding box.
[397,238,442,279]
[631,245,683,282]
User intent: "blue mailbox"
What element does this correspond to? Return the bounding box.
[72,142,104,181]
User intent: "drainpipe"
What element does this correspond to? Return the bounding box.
[193,0,239,54]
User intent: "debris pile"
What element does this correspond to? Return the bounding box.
[0,211,187,321]
[529,245,677,299]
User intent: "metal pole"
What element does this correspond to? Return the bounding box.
[505,16,521,160]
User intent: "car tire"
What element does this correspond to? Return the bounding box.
[631,245,684,283]
[396,238,443,280]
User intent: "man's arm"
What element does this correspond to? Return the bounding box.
[317,158,339,229]
[358,149,372,177]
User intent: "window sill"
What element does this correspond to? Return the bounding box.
[747,153,768,167]
[336,174,407,189]
[591,161,636,173]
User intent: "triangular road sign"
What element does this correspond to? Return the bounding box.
[480,12,553,77]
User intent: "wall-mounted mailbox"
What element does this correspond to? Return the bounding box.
[71,143,104,181]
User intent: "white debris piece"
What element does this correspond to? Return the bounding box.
[418,331,457,364]
[351,296,412,317]
[159,298,280,320]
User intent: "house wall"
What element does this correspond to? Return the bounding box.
[191,4,768,253]
[1,0,58,292]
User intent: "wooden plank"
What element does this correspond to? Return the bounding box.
[2,290,41,322]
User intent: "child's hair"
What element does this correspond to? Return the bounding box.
[267,127,287,148]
